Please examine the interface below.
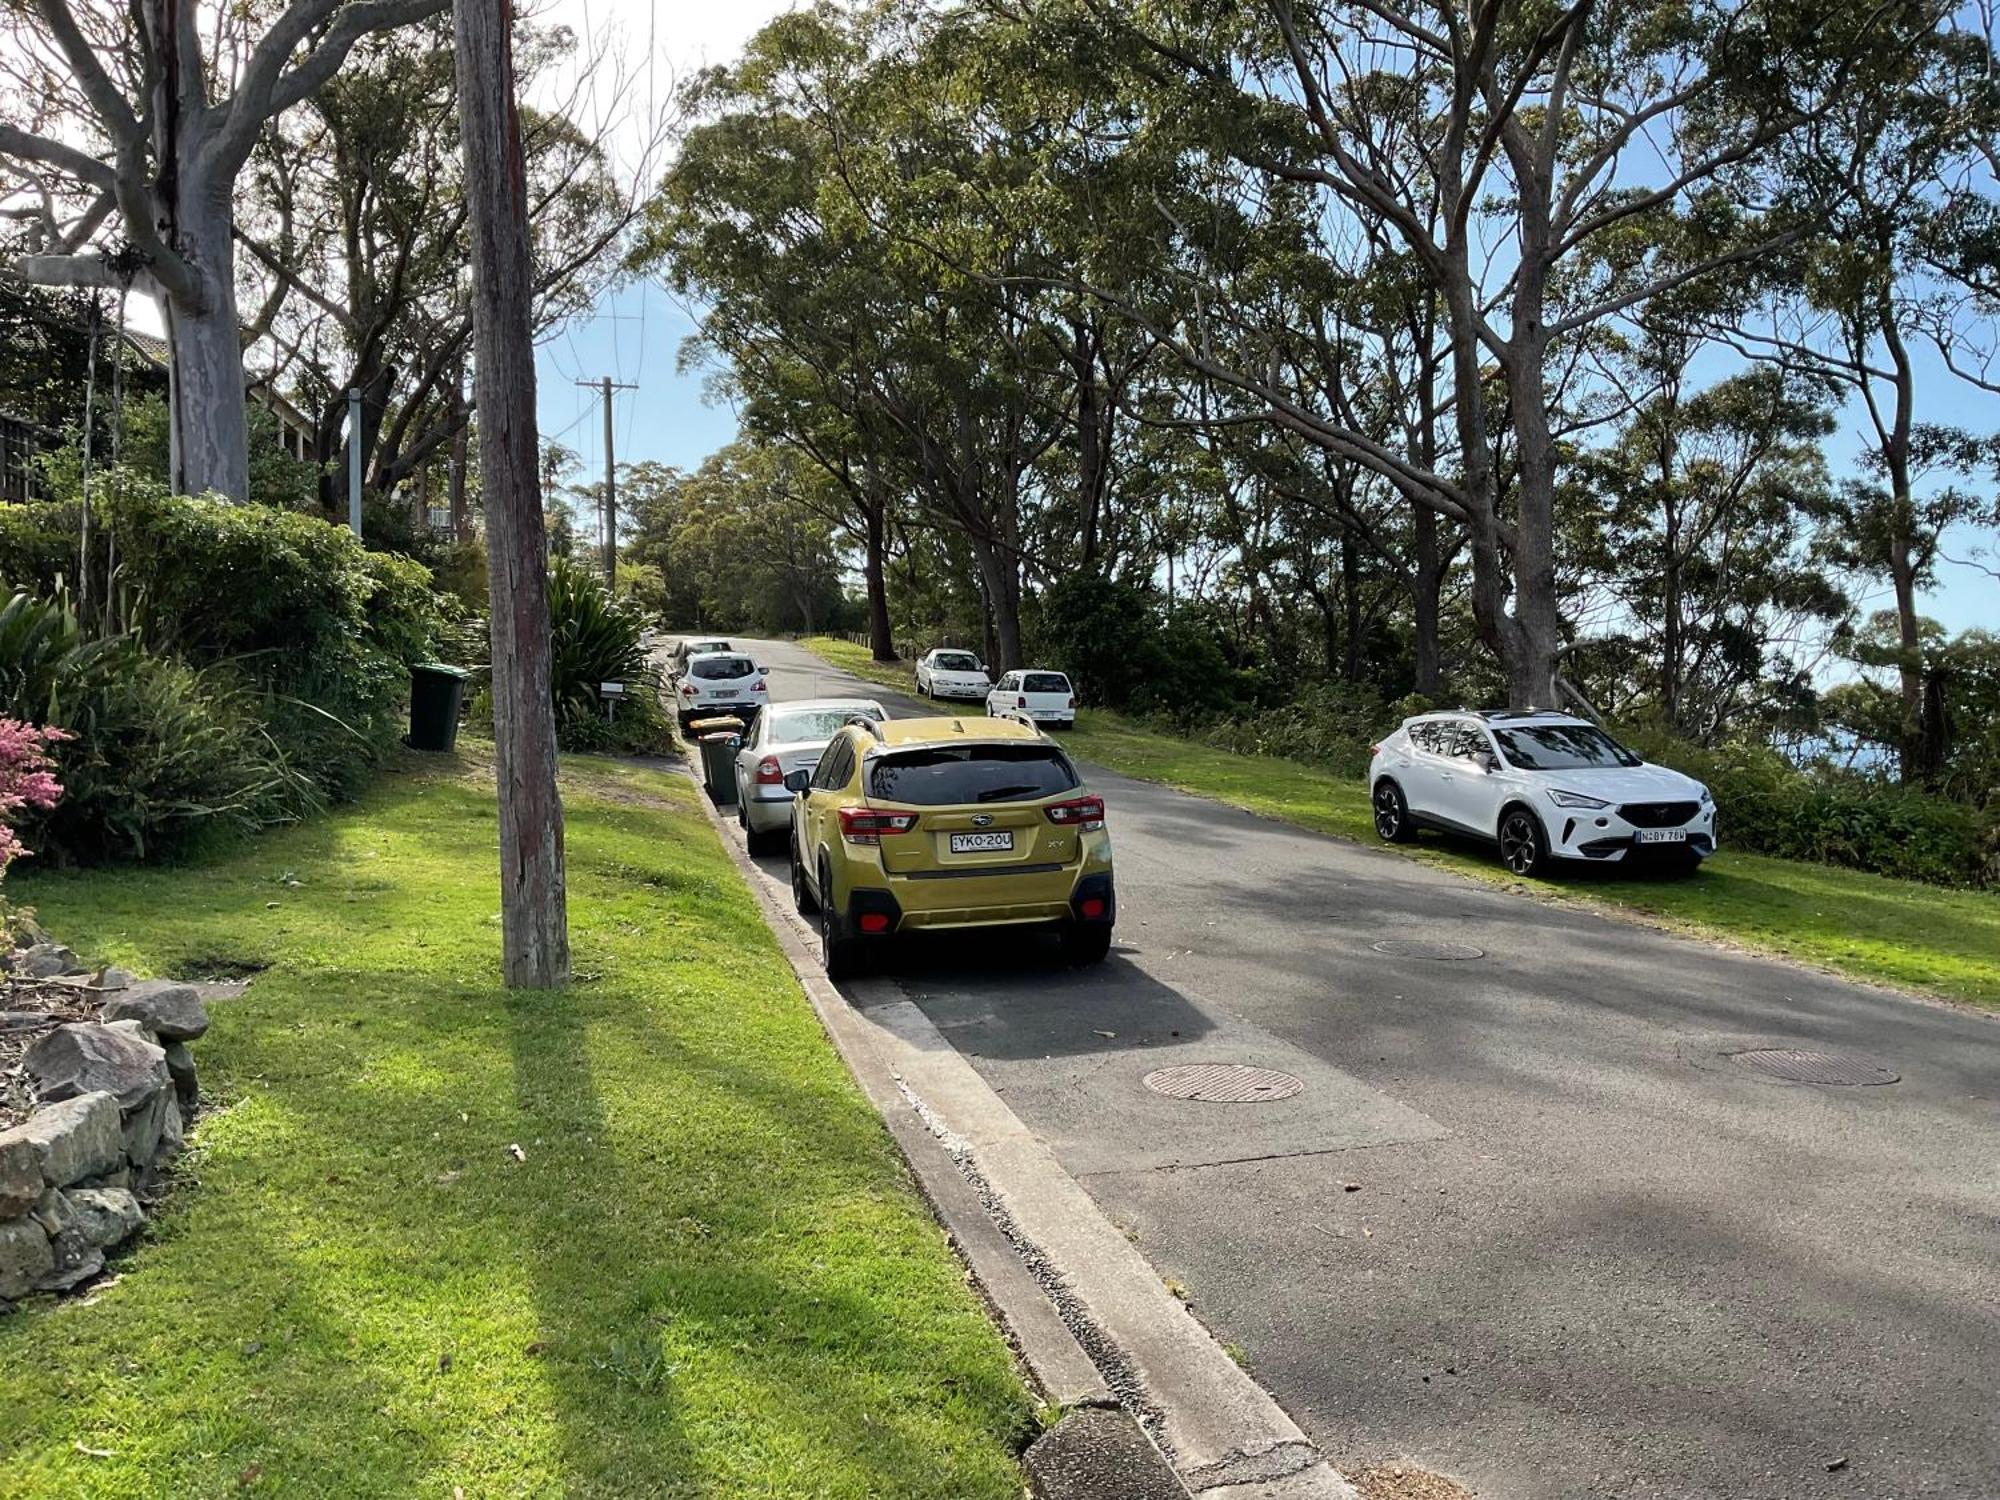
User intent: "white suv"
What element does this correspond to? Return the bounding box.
[1368,711,1715,877]
[675,651,768,733]
[987,669,1076,730]
[915,648,991,702]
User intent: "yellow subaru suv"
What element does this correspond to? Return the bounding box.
[785,715,1115,978]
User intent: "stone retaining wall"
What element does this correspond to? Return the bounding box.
[0,949,208,1307]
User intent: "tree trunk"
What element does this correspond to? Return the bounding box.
[1340,528,1363,683]
[1411,505,1442,698]
[160,197,251,501]
[969,531,1023,670]
[862,503,896,662]
[455,0,569,989]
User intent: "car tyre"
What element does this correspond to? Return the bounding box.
[1061,923,1112,965]
[1498,805,1551,878]
[818,861,864,980]
[790,838,819,915]
[1373,779,1415,843]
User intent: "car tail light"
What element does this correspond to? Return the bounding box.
[858,912,891,934]
[1045,795,1105,832]
[754,755,783,785]
[752,678,766,692]
[1068,695,1077,708]
[1078,895,1106,919]
[680,683,697,697]
[1016,695,1027,708]
[838,807,919,844]
[1370,742,1381,755]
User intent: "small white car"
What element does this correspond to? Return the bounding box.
[669,637,733,678]
[987,669,1076,730]
[733,698,889,854]
[915,648,991,702]
[1368,711,1715,877]
[675,651,768,733]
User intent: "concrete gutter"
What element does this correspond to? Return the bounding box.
[678,754,1354,1500]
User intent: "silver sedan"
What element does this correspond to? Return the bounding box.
[732,698,889,854]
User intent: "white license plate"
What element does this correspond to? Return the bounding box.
[1635,829,1688,844]
[949,831,1014,853]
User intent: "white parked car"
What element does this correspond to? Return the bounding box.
[733,698,889,854]
[914,648,991,702]
[669,637,733,678]
[1368,710,1715,878]
[674,651,768,733]
[987,669,1076,730]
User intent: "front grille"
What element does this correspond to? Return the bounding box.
[1620,800,1698,828]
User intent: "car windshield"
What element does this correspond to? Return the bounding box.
[1023,673,1070,694]
[868,744,1078,806]
[769,708,878,744]
[1491,724,1642,770]
[690,656,753,681]
[934,652,980,672]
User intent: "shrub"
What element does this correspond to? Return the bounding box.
[0,591,322,862]
[544,555,667,752]
[1193,682,1391,779]
[1035,574,1252,720]
[0,718,65,877]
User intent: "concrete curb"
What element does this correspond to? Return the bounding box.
[676,751,1355,1500]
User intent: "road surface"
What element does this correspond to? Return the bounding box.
[729,635,1999,1500]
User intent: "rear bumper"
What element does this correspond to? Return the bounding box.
[743,790,793,833]
[848,862,1114,935]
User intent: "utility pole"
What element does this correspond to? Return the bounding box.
[455,0,569,990]
[576,375,634,585]
[346,387,363,539]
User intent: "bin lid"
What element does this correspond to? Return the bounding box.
[412,661,472,680]
[699,732,741,745]
[688,716,745,732]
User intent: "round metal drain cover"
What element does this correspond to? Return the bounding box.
[1143,1063,1304,1103]
[1731,1049,1899,1087]
[1370,938,1484,960]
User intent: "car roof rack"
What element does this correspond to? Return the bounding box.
[1471,708,1574,721]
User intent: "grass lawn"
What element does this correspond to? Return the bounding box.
[802,635,2000,1010]
[0,746,1035,1498]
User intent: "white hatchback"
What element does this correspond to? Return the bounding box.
[674,651,768,732]
[732,698,889,853]
[1368,711,1716,877]
[987,669,1076,730]
[915,648,991,702]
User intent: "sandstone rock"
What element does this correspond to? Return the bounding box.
[9,916,51,950]
[29,1186,74,1236]
[0,1010,53,1034]
[1,1092,124,1186]
[0,1217,53,1300]
[17,942,83,979]
[100,980,208,1042]
[94,967,137,992]
[37,1227,102,1291]
[25,1022,168,1111]
[0,1134,42,1217]
[163,1040,198,1114]
[121,1087,174,1165]
[157,1095,184,1161]
[66,1187,143,1248]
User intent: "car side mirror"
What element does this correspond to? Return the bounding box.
[783,770,811,794]
[758,665,770,675]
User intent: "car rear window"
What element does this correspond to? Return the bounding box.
[1023,673,1070,694]
[1491,724,1642,770]
[769,707,879,743]
[690,656,754,681]
[868,745,1079,806]
[935,652,980,671]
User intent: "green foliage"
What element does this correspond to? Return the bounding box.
[1033,574,1248,720]
[1192,682,1393,779]
[544,554,666,752]
[0,591,322,862]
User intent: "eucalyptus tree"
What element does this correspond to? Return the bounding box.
[0,0,449,499]
[1042,0,1896,708]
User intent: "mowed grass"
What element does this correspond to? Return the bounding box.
[803,636,2000,1009]
[0,746,1034,1499]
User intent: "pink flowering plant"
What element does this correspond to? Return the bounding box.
[0,719,67,877]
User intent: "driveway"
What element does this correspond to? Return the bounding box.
[731,635,2000,1500]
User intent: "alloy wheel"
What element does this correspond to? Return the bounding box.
[1500,811,1542,876]
[1373,783,1402,839]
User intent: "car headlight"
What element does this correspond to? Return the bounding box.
[1546,789,1611,810]
[1699,785,1712,805]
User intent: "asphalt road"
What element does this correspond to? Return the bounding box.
[730,635,2000,1500]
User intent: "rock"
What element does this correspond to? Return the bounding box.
[37,1227,102,1292]
[99,980,208,1043]
[94,967,137,992]
[0,1217,54,1300]
[0,1010,54,1034]
[163,1040,198,1114]
[1,1092,124,1187]
[17,942,83,979]
[0,1134,43,1217]
[156,1095,184,1161]
[9,916,51,950]
[121,1087,175,1165]
[78,1165,132,1193]
[29,1186,74,1235]
[25,1022,169,1111]
[66,1187,143,1248]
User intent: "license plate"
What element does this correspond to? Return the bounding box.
[1635,829,1688,844]
[949,831,1014,853]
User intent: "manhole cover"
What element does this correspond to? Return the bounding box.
[1142,1063,1304,1103]
[1731,1049,1899,1087]
[1370,938,1485,960]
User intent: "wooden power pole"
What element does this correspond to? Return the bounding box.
[577,374,635,585]
[453,0,569,989]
